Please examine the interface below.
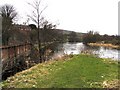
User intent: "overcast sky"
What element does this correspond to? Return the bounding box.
[0,0,119,35]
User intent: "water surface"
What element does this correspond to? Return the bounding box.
[53,42,120,61]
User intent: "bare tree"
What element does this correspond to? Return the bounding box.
[0,4,17,45]
[27,0,47,62]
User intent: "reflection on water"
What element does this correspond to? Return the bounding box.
[53,42,120,61]
[63,43,83,54]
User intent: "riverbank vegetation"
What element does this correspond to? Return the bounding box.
[2,54,119,88]
[83,31,120,48]
[88,43,120,49]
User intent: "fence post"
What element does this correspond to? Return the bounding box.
[7,47,11,69]
[13,46,17,73]
[7,47,10,59]
[25,43,26,52]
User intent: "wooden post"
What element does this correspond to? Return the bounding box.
[14,46,17,59]
[13,46,17,73]
[25,43,27,52]
[7,47,10,59]
[7,47,11,68]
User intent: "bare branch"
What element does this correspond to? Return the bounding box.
[27,2,36,10]
[39,5,48,17]
[32,11,37,18]
[27,0,47,28]
[27,15,37,24]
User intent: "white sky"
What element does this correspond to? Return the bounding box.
[0,0,119,35]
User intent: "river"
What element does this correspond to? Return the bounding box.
[52,42,120,61]
[2,42,119,80]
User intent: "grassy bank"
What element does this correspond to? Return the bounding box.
[1,54,119,88]
[88,43,120,49]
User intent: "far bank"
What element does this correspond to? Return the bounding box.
[88,43,120,49]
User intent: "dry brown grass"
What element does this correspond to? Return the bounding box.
[88,43,120,49]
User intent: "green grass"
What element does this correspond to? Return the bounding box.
[2,54,119,88]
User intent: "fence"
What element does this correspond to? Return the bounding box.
[1,41,59,80]
[1,43,32,73]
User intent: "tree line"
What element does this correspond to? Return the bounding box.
[83,31,120,45]
[1,1,119,51]
[0,4,64,46]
